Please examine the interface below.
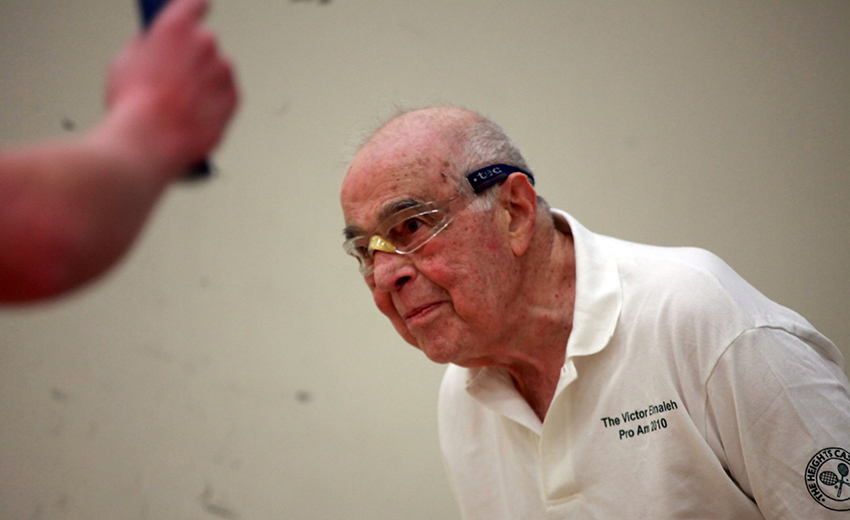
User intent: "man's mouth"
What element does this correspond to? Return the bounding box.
[404,302,443,321]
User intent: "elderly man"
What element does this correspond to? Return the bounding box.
[339,106,850,519]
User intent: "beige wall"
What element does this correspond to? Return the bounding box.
[1,1,847,518]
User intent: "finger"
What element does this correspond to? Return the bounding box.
[195,28,219,63]
[154,0,209,32]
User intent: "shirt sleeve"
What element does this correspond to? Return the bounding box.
[704,327,850,518]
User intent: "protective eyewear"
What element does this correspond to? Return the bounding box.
[343,164,534,276]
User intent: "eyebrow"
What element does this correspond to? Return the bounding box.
[342,198,424,240]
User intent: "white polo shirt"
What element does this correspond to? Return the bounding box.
[438,210,850,519]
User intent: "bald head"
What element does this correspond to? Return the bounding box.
[338,106,575,369]
[340,106,540,235]
[349,106,531,189]
[374,106,481,139]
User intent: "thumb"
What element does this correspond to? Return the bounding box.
[151,0,209,33]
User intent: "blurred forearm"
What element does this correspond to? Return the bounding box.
[0,0,238,303]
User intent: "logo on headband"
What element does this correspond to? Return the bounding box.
[466,164,534,194]
[806,447,850,510]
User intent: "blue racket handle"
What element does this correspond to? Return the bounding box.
[139,0,170,27]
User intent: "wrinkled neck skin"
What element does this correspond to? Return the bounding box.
[472,211,576,421]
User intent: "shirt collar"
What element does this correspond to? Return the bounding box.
[464,210,623,425]
[553,210,622,361]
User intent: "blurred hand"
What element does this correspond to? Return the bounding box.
[104,0,239,178]
[0,0,240,302]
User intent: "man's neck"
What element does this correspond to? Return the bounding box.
[500,213,576,421]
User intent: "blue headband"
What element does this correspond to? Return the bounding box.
[466,164,535,194]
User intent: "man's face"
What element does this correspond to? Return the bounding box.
[340,144,516,366]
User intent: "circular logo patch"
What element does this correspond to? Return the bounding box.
[806,447,850,511]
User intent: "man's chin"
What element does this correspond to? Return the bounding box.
[417,340,457,365]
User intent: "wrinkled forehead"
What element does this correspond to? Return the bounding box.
[340,141,461,231]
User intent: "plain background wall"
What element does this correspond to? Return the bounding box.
[1,1,847,518]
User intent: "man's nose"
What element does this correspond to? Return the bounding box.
[371,250,415,292]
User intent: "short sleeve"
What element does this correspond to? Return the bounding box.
[705,327,850,518]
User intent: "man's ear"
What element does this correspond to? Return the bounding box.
[497,172,537,256]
